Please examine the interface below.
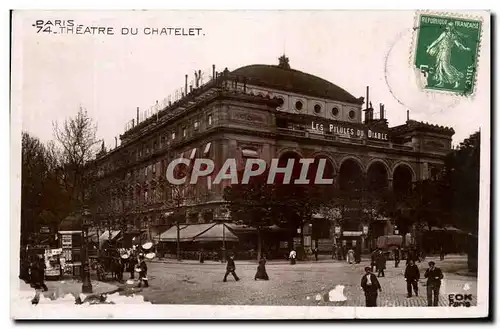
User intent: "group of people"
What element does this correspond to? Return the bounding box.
[222,254,270,282]
[361,249,444,307]
[332,244,362,263]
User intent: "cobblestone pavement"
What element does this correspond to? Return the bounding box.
[130,256,477,307]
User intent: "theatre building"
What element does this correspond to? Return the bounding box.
[90,56,454,257]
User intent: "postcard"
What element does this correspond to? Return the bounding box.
[10,10,490,319]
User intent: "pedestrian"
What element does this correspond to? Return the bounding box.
[394,247,401,268]
[199,249,205,264]
[347,248,355,264]
[29,254,48,305]
[223,254,240,282]
[331,244,337,260]
[30,254,48,292]
[439,246,445,261]
[313,248,319,261]
[354,244,361,264]
[404,259,420,297]
[128,254,137,279]
[116,258,125,282]
[289,249,297,265]
[137,254,149,288]
[371,249,377,272]
[254,257,269,280]
[376,250,386,277]
[361,266,381,307]
[424,261,444,306]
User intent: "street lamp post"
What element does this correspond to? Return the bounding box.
[176,218,181,261]
[221,222,226,263]
[81,209,93,294]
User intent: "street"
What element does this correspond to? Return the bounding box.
[128,255,477,307]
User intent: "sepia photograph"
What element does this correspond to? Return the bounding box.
[10,9,490,319]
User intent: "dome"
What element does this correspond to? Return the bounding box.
[229,56,362,104]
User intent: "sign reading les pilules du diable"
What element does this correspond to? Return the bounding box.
[414,14,482,95]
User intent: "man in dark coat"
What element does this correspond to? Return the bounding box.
[30,255,48,292]
[424,261,444,306]
[137,255,149,288]
[376,250,386,277]
[361,266,382,307]
[223,254,240,282]
[394,247,401,268]
[404,259,420,297]
[371,249,377,272]
[354,244,361,264]
[128,255,137,279]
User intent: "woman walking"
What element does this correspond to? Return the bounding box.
[254,257,269,281]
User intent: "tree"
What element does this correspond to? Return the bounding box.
[223,169,277,261]
[53,107,100,207]
[162,161,195,260]
[223,167,334,261]
[446,131,480,234]
[21,132,68,245]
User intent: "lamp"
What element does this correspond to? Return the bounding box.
[81,209,93,294]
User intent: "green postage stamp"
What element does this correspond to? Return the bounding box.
[413,12,482,95]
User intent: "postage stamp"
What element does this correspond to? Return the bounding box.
[10,10,490,320]
[413,12,483,95]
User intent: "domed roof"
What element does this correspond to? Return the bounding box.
[229,56,362,104]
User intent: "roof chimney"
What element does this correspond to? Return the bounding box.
[185,74,188,96]
[278,55,291,69]
[407,110,410,121]
[380,103,385,120]
[212,64,215,80]
[115,136,118,148]
[136,107,139,124]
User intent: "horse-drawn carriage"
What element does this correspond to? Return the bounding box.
[90,249,123,281]
[91,242,156,282]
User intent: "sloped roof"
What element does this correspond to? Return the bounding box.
[230,64,362,104]
[193,224,239,242]
[159,223,216,242]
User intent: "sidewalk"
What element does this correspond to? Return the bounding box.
[150,254,468,266]
[18,278,120,300]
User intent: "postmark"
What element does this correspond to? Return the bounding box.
[413,12,482,96]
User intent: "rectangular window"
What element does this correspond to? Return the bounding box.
[183,127,187,138]
[144,166,148,178]
[152,163,156,175]
[144,190,148,202]
[171,132,176,140]
[194,121,199,129]
[208,114,213,126]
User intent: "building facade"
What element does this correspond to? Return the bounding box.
[90,56,454,253]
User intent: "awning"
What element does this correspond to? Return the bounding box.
[377,235,403,248]
[242,149,258,158]
[193,224,239,242]
[158,224,214,242]
[225,223,257,233]
[58,230,81,234]
[203,142,211,155]
[444,226,465,233]
[99,230,121,246]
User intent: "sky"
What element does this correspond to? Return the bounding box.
[12,10,490,149]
